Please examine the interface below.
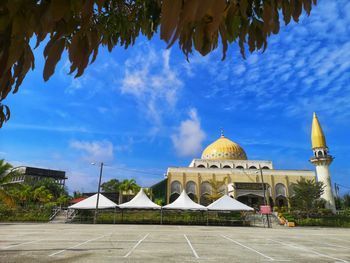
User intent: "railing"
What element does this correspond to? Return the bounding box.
[66,209,77,222]
[49,207,61,221]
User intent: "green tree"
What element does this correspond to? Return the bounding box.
[33,186,53,204]
[0,159,17,207]
[8,184,32,207]
[0,159,12,177]
[101,179,120,192]
[56,194,70,207]
[73,191,84,198]
[343,194,350,209]
[207,177,228,203]
[0,0,318,127]
[290,178,324,218]
[118,179,140,204]
[29,178,67,199]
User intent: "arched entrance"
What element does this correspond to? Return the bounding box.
[275,196,288,207]
[275,183,288,207]
[237,194,264,210]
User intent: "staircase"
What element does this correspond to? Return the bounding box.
[50,209,68,223]
[246,213,284,228]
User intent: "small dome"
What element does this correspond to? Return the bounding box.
[201,134,247,160]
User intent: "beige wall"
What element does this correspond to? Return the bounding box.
[166,167,315,204]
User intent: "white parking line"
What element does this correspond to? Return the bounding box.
[221,235,275,261]
[49,234,109,257]
[123,233,150,258]
[1,239,45,249]
[267,239,349,263]
[184,234,199,259]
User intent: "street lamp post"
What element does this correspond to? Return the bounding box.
[258,164,271,228]
[93,162,104,224]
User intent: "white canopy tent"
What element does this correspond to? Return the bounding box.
[207,195,254,211]
[119,188,161,209]
[68,194,118,210]
[163,190,207,210]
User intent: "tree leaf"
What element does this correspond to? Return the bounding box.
[43,38,66,81]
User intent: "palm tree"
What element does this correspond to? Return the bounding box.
[0,159,16,207]
[12,184,32,207]
[207,177,228,203]
[118,179,140,204]
[33,186,53,204]
[0,159,12,176]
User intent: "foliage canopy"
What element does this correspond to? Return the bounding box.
[290,178,324,218]
[0,0,317,127]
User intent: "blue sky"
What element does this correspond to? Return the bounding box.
[1,0,350,195]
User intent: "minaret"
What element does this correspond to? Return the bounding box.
[310,112,336,213]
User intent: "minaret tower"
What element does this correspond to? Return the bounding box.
[310,112,336,213]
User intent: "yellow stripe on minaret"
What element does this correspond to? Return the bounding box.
[311,112,327,149]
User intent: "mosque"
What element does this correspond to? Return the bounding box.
[153,113,336,212]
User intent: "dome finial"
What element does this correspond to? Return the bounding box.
[220,128,224,137]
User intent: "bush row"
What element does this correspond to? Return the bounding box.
[0,205,53,222]
[296,216,350,227]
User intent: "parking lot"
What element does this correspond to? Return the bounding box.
[0,223,349,262]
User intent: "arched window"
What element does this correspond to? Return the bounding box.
[169,193,180,203]
[188,193,198,202]
[201,181,212,195]
[186,181,197,195]
[275,183,286,197]
[236,166,244,169]
[262,166,270,169]
[222,165,232,168]
[170,181,182,194]
[210,165,218,168]
[318,151,323,157]
[197,164,205,168]
[249,166,257,169]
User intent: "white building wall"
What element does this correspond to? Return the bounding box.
[316,164,336,213]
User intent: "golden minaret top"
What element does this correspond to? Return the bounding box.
[311,112,327,149]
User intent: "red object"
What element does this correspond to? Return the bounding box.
[260,205,272,214]
[70,197,86,204]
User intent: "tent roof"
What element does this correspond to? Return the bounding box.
[163,190,207,210]
[118,188,161,209]
[207,195,254,211]
[68,193,117,209]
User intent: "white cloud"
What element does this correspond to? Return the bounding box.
[7,123,88,133]
[70,140,114,162]
[120,46,183,131]
[192,0,350,123]
[171,109,206,157]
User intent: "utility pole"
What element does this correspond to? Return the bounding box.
[93,162,104,224]
[259,164,271,228]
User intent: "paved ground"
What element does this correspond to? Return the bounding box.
[0,223,349,263]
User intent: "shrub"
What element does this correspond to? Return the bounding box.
[296,216,350,227]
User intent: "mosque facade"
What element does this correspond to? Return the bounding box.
[163,113,336,211]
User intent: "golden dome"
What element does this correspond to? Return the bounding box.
[201,133,247,160]
[311,112,327,149]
